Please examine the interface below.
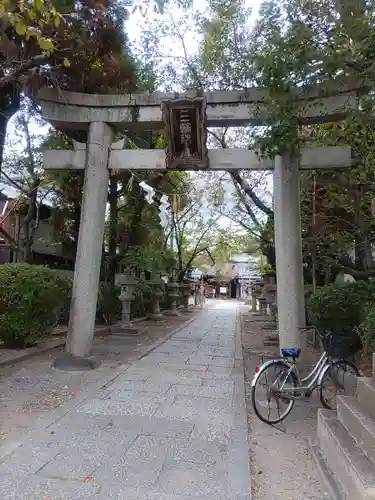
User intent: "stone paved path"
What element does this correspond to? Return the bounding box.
[0,311,199,442]
[0,300,251,500]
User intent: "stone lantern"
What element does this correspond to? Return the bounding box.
[116,268,139,335]
[148,276,165,321]
[250,284,258,313]
[263,282,277,330]
[258,291,268,315]
[251,283,263,316]
[165,273,180,316]
[179,280,193,313]
[252,282,269,321]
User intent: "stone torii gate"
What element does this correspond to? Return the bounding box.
[36,81,357,369]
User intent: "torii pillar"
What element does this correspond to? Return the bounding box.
[273,152,306,351]
[53,122,113,370]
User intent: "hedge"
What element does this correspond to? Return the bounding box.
[307,280,375,354]
[356,304,375,354]
[0,264,70,348]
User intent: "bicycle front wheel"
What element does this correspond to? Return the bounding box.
[251,360,298,425]
[320,359,360,410]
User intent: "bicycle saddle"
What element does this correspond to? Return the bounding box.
[281,347,301,359]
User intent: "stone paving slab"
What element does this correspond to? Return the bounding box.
[174,394,234,411]
[1,476,100,500]
[167,383,235,398]
[0,301,251,500]
[77,398,159,417]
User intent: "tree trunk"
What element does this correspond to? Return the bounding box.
[21,188,38,264]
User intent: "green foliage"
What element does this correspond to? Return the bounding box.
[193,229,255,269]
[356,304,375,355]
[300,113,375,279]
[0,264,70,348]
[136,0,375,281]
[96,283,121,323]
[1,0,136,92]
[121,245,175,274]
[1,0,62,57]
[307,281,375,340]
[58,280,122,324]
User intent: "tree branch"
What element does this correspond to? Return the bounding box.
[230,171,274,217]
[232,180,262,228]
[0,55,49,89]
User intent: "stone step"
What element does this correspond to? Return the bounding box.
[309,438,345,500]
[357,378,375,419]
[373,354,375,379]
[317,409,375,500]
[337,396,375,467]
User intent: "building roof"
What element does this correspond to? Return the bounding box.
[229,253,254,263]
[0,182,20,200]
[0,179,53,207]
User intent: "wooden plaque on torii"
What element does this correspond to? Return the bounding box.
[161,97,208,170]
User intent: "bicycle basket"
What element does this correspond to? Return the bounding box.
[321,331,361,358]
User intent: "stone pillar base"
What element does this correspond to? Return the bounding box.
[181,308,193,314]
[164,309,180,316]
[53,352,101,371]
[112,322,139,335]
[148,313,165,321]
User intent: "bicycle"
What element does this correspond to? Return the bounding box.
[250,329,360,425]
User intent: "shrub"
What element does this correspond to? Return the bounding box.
[96,283,121,323]
[356,303,375,354]
[307,280,375,354]
[0,264,70,348]
[58,281,122,324]
[308,281,375,335]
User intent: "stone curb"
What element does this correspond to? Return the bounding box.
[0,311,199,369]
[0,311,201,462]
[0,325,113,369]
[228,305,253,500]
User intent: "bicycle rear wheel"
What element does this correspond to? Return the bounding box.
[251,360,298,425]
[320,359,360,410]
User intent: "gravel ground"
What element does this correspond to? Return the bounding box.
[241,308,333,500]
[0,312,199,441]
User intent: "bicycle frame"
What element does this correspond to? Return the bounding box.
[251,351,331,399]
